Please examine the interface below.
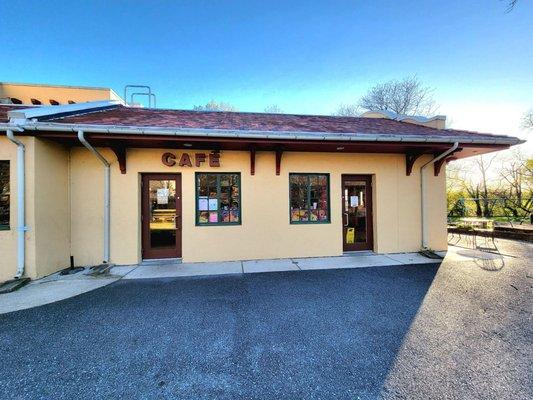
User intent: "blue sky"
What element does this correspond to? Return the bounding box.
[0,0,532,140]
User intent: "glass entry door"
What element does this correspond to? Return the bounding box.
[342,175,373,251]
[141,174,182,259]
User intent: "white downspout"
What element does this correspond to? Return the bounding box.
[77,130,111,263]
[420,142,459,250]
[6,128,27,279]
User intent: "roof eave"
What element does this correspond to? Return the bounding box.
[3,121,523,147]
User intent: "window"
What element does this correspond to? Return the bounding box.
[196,173,241,225]
[0,161,9,230]
[290,173,330,223]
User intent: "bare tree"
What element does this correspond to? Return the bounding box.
[495,149,532,219]
[193,100,237,112]
[521,109,533,129]
[504,0,518,12]
[264,104,283,114]
[448,155,499,217]
[334,104,361,117]
[358,76,438,116]
[447,152,532,223]
[475,155,499,217]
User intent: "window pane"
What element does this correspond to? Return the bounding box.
[0,161,9,227]
[197,173,240,225]
[230,210,239,223]
[148,179,176,248]
[199,211,209,223]
[220,174,231,187]
[290,175,307,210]
[289,173,329,224]
[291,209,300,222]
[220,187,230,209]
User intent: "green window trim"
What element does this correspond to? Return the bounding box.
[0,224,9,231]
[195,172,242,226]
[289,173,331,224]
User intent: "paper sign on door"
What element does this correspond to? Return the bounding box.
[346,227,355,244]
[157,188,169,204]
[350,195,359,207]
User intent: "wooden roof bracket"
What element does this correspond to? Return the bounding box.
[433,148,462,176]
[405,152,423,176]
[275,148,283,175]
[111,144,127,174]
[250,147,256,176]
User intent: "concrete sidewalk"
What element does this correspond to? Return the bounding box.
[0,266,136,314]
[0,244,514,314]
[123,251,438,280]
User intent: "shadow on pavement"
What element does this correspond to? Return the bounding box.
[449,235,506,271]
[0,263,441,399]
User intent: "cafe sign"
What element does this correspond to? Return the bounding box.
[162,151,220,168]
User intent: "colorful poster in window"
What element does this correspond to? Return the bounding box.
[198,196,208,211]
[209,212,218,223]
[221,210,230,222]
[208,199,218,210]
[289,174,329,224]
[196,173,240,225]
[291,209,300,222]
[230,210,239,223]
[199,211,209,223]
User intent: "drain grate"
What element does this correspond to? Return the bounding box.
[419,250,444,260]
[0,278,31,294]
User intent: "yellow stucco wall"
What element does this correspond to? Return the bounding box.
[69,148,447,266]
[32,139,70,277]
[0,83,120,106]
[0,141,447,281]
[0,137,70,281]
[0,136,36,282]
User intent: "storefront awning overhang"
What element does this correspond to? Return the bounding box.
[0,101,525,176]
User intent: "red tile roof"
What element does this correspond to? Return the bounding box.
[0,104,36,122]
[47,105,509,140]
[0,105,18,122]
[1,104,518,143]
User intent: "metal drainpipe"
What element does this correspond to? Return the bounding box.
[77,130,111,263]
[420,142,459,250]
[6,128,27,278]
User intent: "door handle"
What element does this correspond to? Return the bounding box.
[343,212,349,227]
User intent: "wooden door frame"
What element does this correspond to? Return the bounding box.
[341,174,374,252]
[141,173,182,259]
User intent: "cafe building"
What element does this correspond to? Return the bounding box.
[0,101,523,281]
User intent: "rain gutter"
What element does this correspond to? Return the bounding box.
[77,130,111,264]
[5,127,27,279]
[15,122,524,146]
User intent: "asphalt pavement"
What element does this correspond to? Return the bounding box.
[0,238,531,399]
